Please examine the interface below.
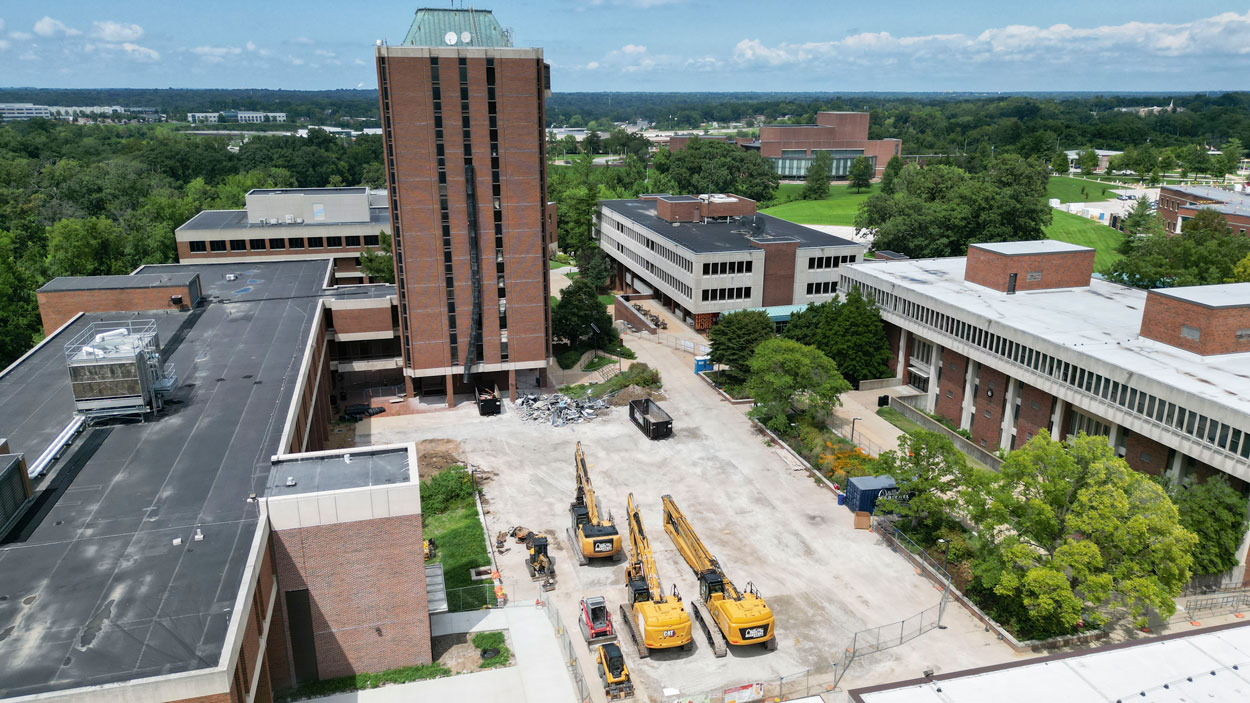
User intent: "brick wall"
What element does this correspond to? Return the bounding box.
[884,323,902,376]
[1123,430,1170,476]
[969,365,1008,451]
[753,240,800,306]
[1015,384,1055,448]
[270,514,431,685]
[1139,291,1250,356]
[330,305,396,336]
[934,350,968,426]
[37,285,195,335]
[287,312,332,453]
[656,198,700,223]
[965,246,1095,293]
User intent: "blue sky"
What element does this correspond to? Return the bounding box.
[2,1,1249,92]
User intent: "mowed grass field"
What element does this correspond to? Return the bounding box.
[1044,209,1125,271]
[1046,176,1118,204]
[761,182,879,225]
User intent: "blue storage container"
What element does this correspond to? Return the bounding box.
[844,475,897,514]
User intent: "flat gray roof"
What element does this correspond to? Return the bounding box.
[1152,282,1250,309]
[37,272,199,293]
[971,240,1093,256]
[851,621,1250,703]
[1167,185,1250,217]
[267,448,411,498]
[178,207,389,232]
[843,257,1250,418]
[0,260,390,696]
[247,187,367,196]
[600,199,860,254]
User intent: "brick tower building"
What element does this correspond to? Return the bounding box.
[377,8,553,401]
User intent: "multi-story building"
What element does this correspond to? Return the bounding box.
[741,112,902,178]
[188,111,288,124]
[0,102,53,120]
[186,111,220,124]
[1063,148,1123,173]
[1,260,434,703]
[1157,184,1250,235]
[840,240,1250,491]
[175,186,391,286]
[377,7,554,400]
[597,193,865,330]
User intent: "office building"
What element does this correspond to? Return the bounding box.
[1063,148,1122,173]
[175,186,391,285]
[840,240,1250,490]
[597,193,865,330]
[1157,184,1250,234]
[1,260,436,703]
[0,103,53,120]
[742,112,902,178]
[377,7,554,400]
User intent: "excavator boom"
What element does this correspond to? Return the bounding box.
[568,443,622,563]
[620,493,692,655]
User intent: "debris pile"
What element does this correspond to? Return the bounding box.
[516,392,610,426]
[607,385,664,407]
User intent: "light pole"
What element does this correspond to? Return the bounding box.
[937,538,951,574]
[851,416,864,444]
[936,537,952,630]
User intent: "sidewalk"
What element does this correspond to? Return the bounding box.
[832,388,906,457]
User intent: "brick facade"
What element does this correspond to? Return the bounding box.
[1139,290,1250,356]
[329,304,396,336]
[1158,185,1250,235]
[965,245,1095,293]
[969,365,1008,450]
[37,284,196,335]
[884,323,902,376]
[753,240,800,307]
[934,350,968,426]
[286,309,333,453]
[270,514,431,685]
[1015,384,1055,447]
[1123,429,1170,476]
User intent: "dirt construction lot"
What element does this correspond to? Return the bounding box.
[363,340,1018,701]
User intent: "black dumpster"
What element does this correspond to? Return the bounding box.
[629,398,672,439]
[476,386,501,416]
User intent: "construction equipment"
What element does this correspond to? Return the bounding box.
[618,493,693,658]
[423,538,437,560]
[512,527,557,589]
[662,495,776,657]
[596,642,635,700]
[578,596,617,644]
[567,443,623,566]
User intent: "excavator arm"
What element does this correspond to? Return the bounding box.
[568,443,621,563]
[574,442,600,525]
[620,493,693,656]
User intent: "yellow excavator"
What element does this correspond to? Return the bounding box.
[568,443,623,565]
[618,493,693,658]
[662,495,776,657]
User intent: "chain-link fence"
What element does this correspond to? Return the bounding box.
[537,596,594,703]
[444,584,498,612]
[874,518,953,584]
[826,412,888,458]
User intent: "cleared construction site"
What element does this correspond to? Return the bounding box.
[363,340,1014,702]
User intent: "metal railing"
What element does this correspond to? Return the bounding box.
[444,584,499,613]
[1184,592,1250,617]
[827,412,888,458]
[537,596,594,703]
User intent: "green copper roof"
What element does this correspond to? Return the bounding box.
[402,8,512,48]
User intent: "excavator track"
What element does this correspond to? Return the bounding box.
[618,604,651,659]
[691,600,727,658]
[566,527,589,566]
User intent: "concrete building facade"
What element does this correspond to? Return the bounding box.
[597,193,864,330]
[840,241,1250,492]
[743,112,902,178]
[175,187,391,286]
[376,7,553,400]
[1157,184,1250,235]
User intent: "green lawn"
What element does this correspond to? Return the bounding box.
[876,407,925,435]
[1044,209,1125,272]
[424,499,492,592]
[1046,176,1117,204]
[761,183,879,226]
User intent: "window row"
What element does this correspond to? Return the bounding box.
[806,280,837,296]
[701,286,751,302]
[808,254,856,270]
[187,234,379,254]
[851,278,1250,461]
[702,259,752,276]
[602,214,694,273]
[608,241,692,299]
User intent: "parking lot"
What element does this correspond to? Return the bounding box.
[363,339,1016,701]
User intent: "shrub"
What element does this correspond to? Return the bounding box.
[556,347,585,370]
[278,663,451,701]
[472,631,511,669]
[420,465,475,515]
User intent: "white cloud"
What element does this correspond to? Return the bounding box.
[91,20,143,42]
[191,45,243,63]
[580,43,716,75]
[585,60,600,70]
[733,10,1250,70]
[33,17,79,37]
[353,57,366,66]
[10,31,32,40]
[0,18,5,32]
[291,36,314,45]
[584,0,689,7]
[246,41,256,51]
[19,50,36,61]
[0,39,7,51]
[621,44,646,55]
[121,42,159,62]
[315,49,335,57]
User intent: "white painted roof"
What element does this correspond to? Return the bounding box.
[856,624,1250,703]
[971,240,1093,256]
[1153,282,1250,308]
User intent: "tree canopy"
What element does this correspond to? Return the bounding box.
[552,278,613,349]
[879,155,904,195]
[848,156,874,192]
[1165,476,1249,577]
[1107,209,1250,289]
[707,309,775,382]
[781,287,891,387]
[801,151,832,200]
[358,231,395,284]
[745,338,852,434]
[653,138,779,203]
[875,431,972,534]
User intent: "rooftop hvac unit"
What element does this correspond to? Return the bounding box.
[268,217,278,225]
[296,217,304,224]
[285,214,295,224]
[64,320,177,419]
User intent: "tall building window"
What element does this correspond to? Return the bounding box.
[487,57,508,361]
[431,56,459,362]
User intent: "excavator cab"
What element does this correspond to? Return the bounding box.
[627,574,650,604]
[698,570,726,603]
[525,534,557,588]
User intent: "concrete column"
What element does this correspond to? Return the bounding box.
[1165,449,1186,487]
[999,377,1020,451]
[1049,398,1067,439]
[1108,422,1124,456]
[959,361,977,431]
[925,345,943,413]
[404,374,415,399]
[508,369,517,401]
[445,374,456,408]
[895,328,909,379]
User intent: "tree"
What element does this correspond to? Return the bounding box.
[879,155,904,195]
[1218,138,1245,176]
[1077,147,1099,175]
[782,287,891,387]
[1108,209,1250,289]
[582,130,603,155]
[970,432,1196,637]
[0,231,42,365]
[576,245,611,291]
[552,278,612,349]
[801,150,833,200]
[875,431,971,533]
[707,309,774,382]
[658,138,779,202]
[360,162,386,188]
[45,217,128,277]
[359,230,394,283]
[1119,197,1165,238]
[745,338,852,434]
[1049,151,1069,175]
[848,156,874,193]
[1166,476,1249,576]
[1232,253,1250,283]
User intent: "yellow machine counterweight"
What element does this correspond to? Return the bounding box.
[568,442,623,565]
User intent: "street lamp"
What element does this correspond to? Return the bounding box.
[936,538,951,574]
[850,416,864,444]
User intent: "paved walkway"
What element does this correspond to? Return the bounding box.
[832,387,907,458]
[310,606,578,703]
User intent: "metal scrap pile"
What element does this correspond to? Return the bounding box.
[516,393,609,426]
